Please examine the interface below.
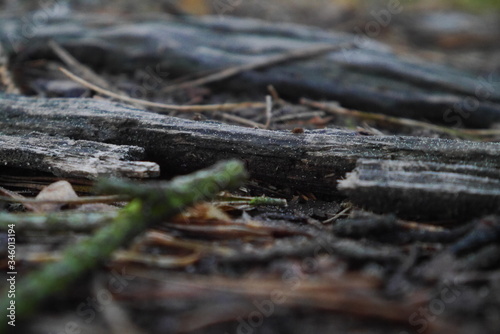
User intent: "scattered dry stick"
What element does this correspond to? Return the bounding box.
[162,42,357,93]
[49,40,114,91]
[301,98,500,140]
[0,44,20,94]
[217,112,265,128]
[59,67,266,112]
[264,95,273,129]
[0,194,127,205]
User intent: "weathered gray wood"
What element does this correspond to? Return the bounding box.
[338,159,500,220]
[1,14,500,127]
[1,94,499,196]
[0,131,159,179]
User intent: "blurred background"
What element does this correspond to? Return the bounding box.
[1,0,499,73]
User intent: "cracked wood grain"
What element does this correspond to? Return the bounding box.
[339,159,500,220]
[0,131,159,179]
[1,94,499,197]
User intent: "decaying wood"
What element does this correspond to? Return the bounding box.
[338,159,500,220]
[1,15,500,127]
[1,94,499,197]
[0,131,159,179]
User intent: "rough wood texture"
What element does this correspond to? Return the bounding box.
[1,14,499,127]
[0,131,159,179]
[1,94,499,196]
[338,159,500,220]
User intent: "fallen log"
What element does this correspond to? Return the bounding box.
[338,159,500,220]
[1,14,500,127]
[1,94,499,197]
[0,131,159,179]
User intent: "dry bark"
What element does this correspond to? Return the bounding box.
[0,131,159,179]
[338,159,500,220]
[1,94,499,197]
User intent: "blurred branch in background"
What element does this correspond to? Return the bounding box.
[2,0,500,15]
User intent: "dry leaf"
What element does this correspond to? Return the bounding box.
[31,180,78,213]
[172,202,231,223]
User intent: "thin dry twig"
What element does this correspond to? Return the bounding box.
[0,185,40,211]
[273,111,326,122]
[217,112,266,128]
[49,40,113,90]
[0,44,20,94]
[50,40,151,109]
[0,185,26,201]
[323,205,352,224]
[267,85,283,103]
[59,67,266,112]
[162,42,357,93]
[301,98,500,140]
[264,95,273,129]
[0,194,127,205]
[112,250,201,268]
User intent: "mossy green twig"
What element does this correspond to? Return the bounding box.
[0,160,247,328]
